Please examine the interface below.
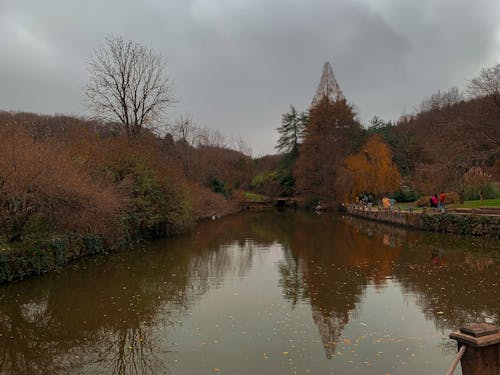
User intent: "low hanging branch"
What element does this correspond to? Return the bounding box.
[85,36,174,136]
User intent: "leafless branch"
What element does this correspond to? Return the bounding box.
[85,36,174,136]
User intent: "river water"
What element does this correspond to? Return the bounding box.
[0,212,498,374]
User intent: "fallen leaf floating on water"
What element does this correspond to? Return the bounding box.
[283,351,289,355]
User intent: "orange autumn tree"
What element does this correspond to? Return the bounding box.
[337,134,401,201]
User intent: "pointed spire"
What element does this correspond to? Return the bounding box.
[311,62,344,107]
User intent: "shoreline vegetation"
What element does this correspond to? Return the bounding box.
[0,112,245,283]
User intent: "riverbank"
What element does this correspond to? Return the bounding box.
[0,115,250,284]
[0,202,243,284]
[346,205,500,238]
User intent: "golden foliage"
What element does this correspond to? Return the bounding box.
[338,135,401,201]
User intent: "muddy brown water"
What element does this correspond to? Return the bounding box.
[0,212,498,374]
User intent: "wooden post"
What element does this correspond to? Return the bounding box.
[449,323,500,374]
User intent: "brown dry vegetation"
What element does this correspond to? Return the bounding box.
[388,95,499,195]
[168,142,254,190]
[0,111,240,244]
[0,124,123,240]
[165,120,255,191]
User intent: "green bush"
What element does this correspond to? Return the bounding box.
[251,169,294,197]
[464,183,498,200]
[391,189,421,203]
[208,176,232,198]
[103,157,193,239]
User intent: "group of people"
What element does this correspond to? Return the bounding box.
[355,194,397,211]
[381,196,396,211]
[353,192,447,213]
[430,192,446,212]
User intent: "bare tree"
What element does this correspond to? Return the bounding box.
[171,114,200,176]
[464,166,492,204]
[467,64,500,107]
[467,64,500,146]
[419,87,463,113]
[235,137,253,157]
[85,36,174,136]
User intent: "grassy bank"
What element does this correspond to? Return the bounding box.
[395,199,500,211]
[448,199,500,209]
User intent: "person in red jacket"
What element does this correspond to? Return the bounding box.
[438,192,446,212]
[431,194,438,209]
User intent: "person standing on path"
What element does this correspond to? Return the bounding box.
[438,192,446,213]
[431,194,438,209]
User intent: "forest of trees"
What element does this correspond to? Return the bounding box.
[366,65,499,201]
[257,63,500,206]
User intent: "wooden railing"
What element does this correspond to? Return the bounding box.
[448,323,499,374]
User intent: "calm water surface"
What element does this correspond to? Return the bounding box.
[0,212,499,374]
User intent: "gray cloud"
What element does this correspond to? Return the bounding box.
[1,0,499,154]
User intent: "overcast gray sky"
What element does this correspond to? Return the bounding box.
[1,0,499,155]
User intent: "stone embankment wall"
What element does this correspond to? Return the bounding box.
[346,206,500,238]
[346,206,420,228]
[419,212,500,237]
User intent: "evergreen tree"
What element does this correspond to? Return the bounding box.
[276,105,308,155]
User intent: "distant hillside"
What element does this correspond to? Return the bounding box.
[385,95,499,194]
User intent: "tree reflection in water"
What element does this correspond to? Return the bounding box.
[0,212,498,373]
[276,213,404,358]
[0,217,262,374]
[274,213,498,359]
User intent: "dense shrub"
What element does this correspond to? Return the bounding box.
[251,167,294,197]
[0,125,124,241]
[189,182,238,220]
[66,132,196,238]
[208,176,232,198]
[0,114,234,246]
[391,189,421,203]
[0,112,242,282]
[463,183,498,200]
